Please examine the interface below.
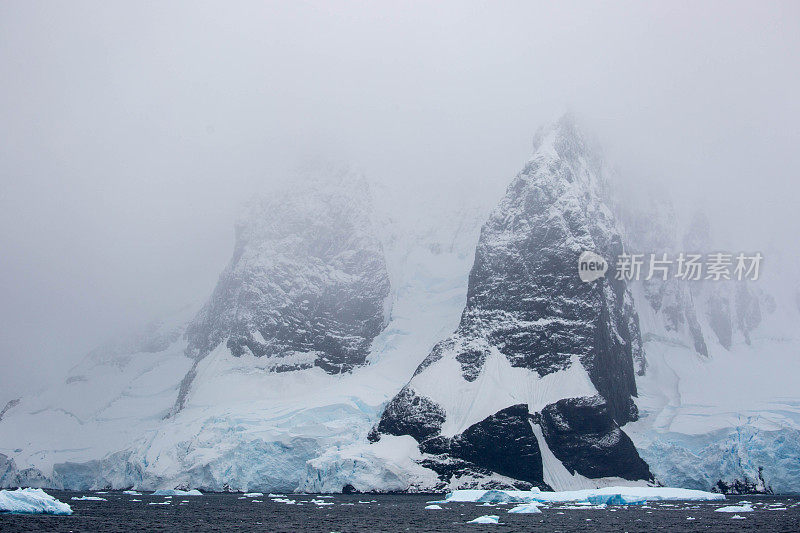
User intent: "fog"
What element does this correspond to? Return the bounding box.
[1,1,798,398]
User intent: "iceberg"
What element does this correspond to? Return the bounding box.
[445,486,724,505]
[0,488,73,515]
[587,494,647,506]
[476,490,528,504]
[444,488,541,502]
[715,504,754,513]
[425,504,442,510]
[508,503,543,514]
[151,489,202,496]
[467,515,500,524]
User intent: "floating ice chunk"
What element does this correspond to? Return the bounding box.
[467,515,500,524]
[730,515,746,519]
[311,499,333,506]
[561,504,606,510]
[122,491,142,495]
[508,503,543,514]
[588,494,647,506]
[686,517,696,520]
[251,500,263,502]
[71,496,106,501]
[268,493,285,497]
[152,489,202,496]
[425,504,442,510]
[476,490,528,504]
[148,501,170,505]
[271,498,296,504]
[243,492,263,497]
[0,488,73,515]
[446,489,540,502]
[715,505,753,513]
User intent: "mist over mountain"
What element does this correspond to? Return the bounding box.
[1,0,799,502]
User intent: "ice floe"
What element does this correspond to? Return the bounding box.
[467,515,500,524]
[0,488,72,515]
[715,504,754,513]
[443,487,724,505]
[508,503,543,514]
[151,489,202,496]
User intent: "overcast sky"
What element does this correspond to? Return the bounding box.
[1,1,799,398]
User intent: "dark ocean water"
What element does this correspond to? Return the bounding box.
[1,491,799,532]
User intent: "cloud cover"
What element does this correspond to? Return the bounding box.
[1,1,798,397]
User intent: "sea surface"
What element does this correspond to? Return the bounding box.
[1,491,799,532]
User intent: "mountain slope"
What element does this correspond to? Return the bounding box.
[365,116,651,490]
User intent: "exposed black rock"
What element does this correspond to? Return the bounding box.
[713,467,773,495]
[536,396,652,481]
[447,404,543,485]
[370,387,445,444]
[0,399,19,423]
[706,292,733,349]
[184,175,390,375]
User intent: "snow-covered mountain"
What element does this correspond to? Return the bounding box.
[366,116,650,491]
[1,118,799,494]
[0,167,492,491]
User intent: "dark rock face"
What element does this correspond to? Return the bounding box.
[706,292,733,349]
[411,405,545,489]
[372,117,650,488]
[537,396,652,480]
[0,453,16,486]
[185,176,391,375]
[735,284,761,345]
[447,405,543,485]
[0,399,19,423]
[713,467,773,495]
[370,388,445,444]
[422,116,640,424]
